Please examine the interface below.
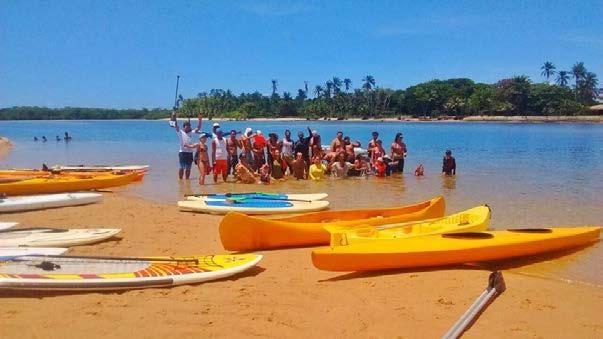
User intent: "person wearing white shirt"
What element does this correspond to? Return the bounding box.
[172,111,202,179]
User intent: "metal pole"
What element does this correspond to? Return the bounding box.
[442,271,506,339]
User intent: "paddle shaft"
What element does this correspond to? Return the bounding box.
[12,254,203,264]
[442,271,506,339]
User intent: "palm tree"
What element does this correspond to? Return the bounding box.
[343,78,352,92]
[577,72,599,103]
[283,91,292,101]
[304,81,308,93]
[362,75,375,91]
[571,62,586,86]
[556,71,570,87]
[325,80,333,99]
[271,79,278,96]
[314,85,324,98]
[332,77,342,95]
[540,62,556,83]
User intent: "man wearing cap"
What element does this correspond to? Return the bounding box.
[171,111,203,180]
[212,122,221,138]
[212,129,229,183]
[252,130,267,171]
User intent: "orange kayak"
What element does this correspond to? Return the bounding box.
[0,171,140,196]
[219,196,445,251]
[0,169,145,182]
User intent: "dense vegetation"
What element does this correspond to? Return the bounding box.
[0,107,169,120]
[1,62,599,120]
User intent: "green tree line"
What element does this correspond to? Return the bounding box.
[2,62,599,120]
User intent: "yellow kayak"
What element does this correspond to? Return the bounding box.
[219,196,445,251]
[327,205,490,246]
[312,226,601,272]
[0,172,139,196]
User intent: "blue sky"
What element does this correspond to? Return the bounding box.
[1,0,601,109]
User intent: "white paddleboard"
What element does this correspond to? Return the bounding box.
[0,222,18,230]
[186,193,328,202]
[0,193,102,213]
[0,247,68,258]
[0,228,121,247]
[0,253,261,291]
[178,198,329,215]
[55,165,149,172]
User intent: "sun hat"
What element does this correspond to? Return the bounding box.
[256,130,263,135]
[213,122,220,127]
[245,127,252,134]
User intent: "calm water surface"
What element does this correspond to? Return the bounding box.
[1,120,602,285]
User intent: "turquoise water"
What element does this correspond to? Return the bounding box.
[1,120,602,284]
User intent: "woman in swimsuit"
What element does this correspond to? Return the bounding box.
[195,133,211,185]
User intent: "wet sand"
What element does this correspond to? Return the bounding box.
[1,192,601,338]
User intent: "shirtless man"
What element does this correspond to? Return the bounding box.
[290,152,307,180]
[226,130,241,176]
[235,154,259,184]
[367,131,380,159]
[330,131,345,153]
[390,132,407,173]
[239,127,255,169]
[343,136,361,162]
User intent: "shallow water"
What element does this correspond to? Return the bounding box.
[1,120,602,285]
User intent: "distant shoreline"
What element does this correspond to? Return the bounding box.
[162,115,603,123]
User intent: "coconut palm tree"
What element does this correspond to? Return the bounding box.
[314,85,324,98]
[362,75,375,91]
[271,79,278,96]
[332,77,342,95]
[577,72,599,103]
[571,62,586,86]
[540,62,556,83]
[325,80,333,99]
[343,78,352,92]
[304,81,308,93]
[556,71,570,87]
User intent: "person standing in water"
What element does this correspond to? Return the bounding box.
[172,111,202,179]
[195,133,211,185]
[226,130,240,176]
[291,152,307,179]
[239,127,255,169]
[294,128,313,172]
[390,132,407,173]
[211,129,229,183]
[367,131,380,158]
[442,150,456,175]
[281,130,295,174]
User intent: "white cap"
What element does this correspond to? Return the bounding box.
[256,130,262,135]
[312,130,318,135]
[377,157,383,162]
[245,127,252,134]
[213,122,220,127]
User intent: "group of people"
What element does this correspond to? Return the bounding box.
[34,132,72,142]
[172,112,456,185]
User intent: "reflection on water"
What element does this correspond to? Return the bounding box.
[1,120,602,285]
[441,175,456,190]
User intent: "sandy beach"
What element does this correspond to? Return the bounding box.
[1,192,601,338]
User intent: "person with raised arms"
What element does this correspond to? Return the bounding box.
[344,136,361,162]
[294,127,313,172]
[172,111,202,180]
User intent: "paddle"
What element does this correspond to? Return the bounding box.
[0,176,38,183]
[225,196,313,203]
[10,254,209,266]
[443,271,506,339]
[185,192,281,198]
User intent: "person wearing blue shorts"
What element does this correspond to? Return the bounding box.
[172,111,202,179]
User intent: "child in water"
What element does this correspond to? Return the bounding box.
[415,163,424,176]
